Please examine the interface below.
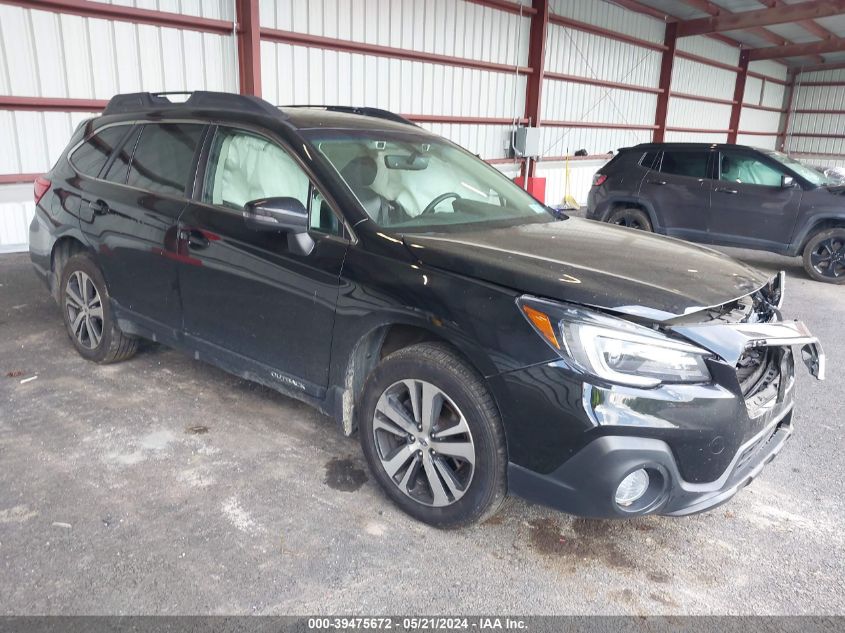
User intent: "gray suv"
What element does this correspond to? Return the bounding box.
[586,143,845,284]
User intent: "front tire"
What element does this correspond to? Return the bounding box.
[359,343,507,528]
[607,207,653,231]
[59,253,138,363]
[802,228,845,284]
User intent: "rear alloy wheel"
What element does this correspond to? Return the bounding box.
[803,228,845,284]
[59,253,138,363]
[359,343,507,528]
[607,207,652,232]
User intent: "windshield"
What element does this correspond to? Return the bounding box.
[303,130,553,232]
[766,150,830,187]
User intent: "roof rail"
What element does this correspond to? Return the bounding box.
[280,105,418,127]
[103,91,283,118]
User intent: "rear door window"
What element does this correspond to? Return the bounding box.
[126,123,205,197]
[70,125,133,177]
[659,151,709,179]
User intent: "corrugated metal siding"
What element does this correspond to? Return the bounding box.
[261,42,527,125]
[666,98,732,132]
[540,2,660,173]
[259,0,530,68]
[664,130,728,144]
[735,134,777,150]
[549,0,664,43]
[87,0,234,20]
[676,35,740,68]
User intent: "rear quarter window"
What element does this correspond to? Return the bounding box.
[69,125,133,177]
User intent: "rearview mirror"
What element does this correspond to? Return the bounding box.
[781,174,796,188]
[384,154,429,170]
[243,197,308,233]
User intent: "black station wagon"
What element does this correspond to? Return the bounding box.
[30,92,824,527]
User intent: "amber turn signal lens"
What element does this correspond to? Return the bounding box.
[522,305,560,349]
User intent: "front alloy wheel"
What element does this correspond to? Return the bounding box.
[372,379,475,507]
[803,228,845,284]
[359,343,507,528]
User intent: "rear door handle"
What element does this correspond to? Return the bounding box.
[715,187,738,194]
[647,179,667,186]
[89,199,110,215]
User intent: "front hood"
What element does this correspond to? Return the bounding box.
[401,218,769,321]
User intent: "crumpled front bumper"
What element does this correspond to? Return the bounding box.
[507,318,824,518]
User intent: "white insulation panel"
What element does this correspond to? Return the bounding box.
[259,0,530,68]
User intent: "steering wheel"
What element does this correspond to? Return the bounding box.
[421,192,461,215]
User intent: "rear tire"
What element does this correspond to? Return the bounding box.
[359,343,507,528]
[607,207,652,231]
[802,228,845,284]
[59,253,138,363]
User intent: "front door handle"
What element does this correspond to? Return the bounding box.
[715,187,738,194]
[89,199,110,215]
[647,179,667,186]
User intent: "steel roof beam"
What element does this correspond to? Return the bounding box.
[677,0,845,37]
[749,37,845,61]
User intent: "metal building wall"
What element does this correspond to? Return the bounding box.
[0,1,238,250]
[786,67,845,166]
[258,0,531,162]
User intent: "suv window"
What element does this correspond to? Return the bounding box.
[659,150,709,179]
[640,151,659,169]
[70,125,132,177]
[102,126,141,185]
[203,127,342,236]
[126,123,205,196]
[719,152,784,187]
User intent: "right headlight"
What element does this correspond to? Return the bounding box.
[518,296,712,388]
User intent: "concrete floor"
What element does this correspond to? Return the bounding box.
[0,247,843,616]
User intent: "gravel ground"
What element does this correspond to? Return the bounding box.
[0,247,842,616]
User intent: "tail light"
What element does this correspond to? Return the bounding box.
[592,173,608,187]
[34,175,51,205]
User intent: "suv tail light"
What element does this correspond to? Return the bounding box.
[592,173,608,187]
[34,175,51,205]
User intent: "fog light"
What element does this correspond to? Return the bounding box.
[615,469,650,507]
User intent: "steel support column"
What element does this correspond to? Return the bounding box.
[727,50,750,143]
[653,22,677,143]
[778,74,797,152]
[236,0,261,97]
[523,0,549,179]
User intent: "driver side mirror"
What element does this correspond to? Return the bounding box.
[243,196,314,255]
[781,174,796,188]
[243,197,308,233]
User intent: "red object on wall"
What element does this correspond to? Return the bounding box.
[513,177,546,204]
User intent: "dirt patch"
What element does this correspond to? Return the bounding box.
[185,425,209,434]
[324,457,368,492]
[649,591,678,607]
[527,517,638,570]
[647,571,671,584]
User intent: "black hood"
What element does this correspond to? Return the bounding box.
[401,218,770,322]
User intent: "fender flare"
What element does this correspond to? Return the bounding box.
[789,214,845,257]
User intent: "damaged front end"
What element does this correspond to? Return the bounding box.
[509,271,825,518]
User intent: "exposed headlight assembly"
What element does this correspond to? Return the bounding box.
[518,296,712,388]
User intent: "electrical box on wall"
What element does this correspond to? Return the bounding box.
[512,126,541,157]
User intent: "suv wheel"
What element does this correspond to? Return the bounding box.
[607,207,652,231]
[60,253,139,363]
[802,228,845,284]
[359,343,507,528]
